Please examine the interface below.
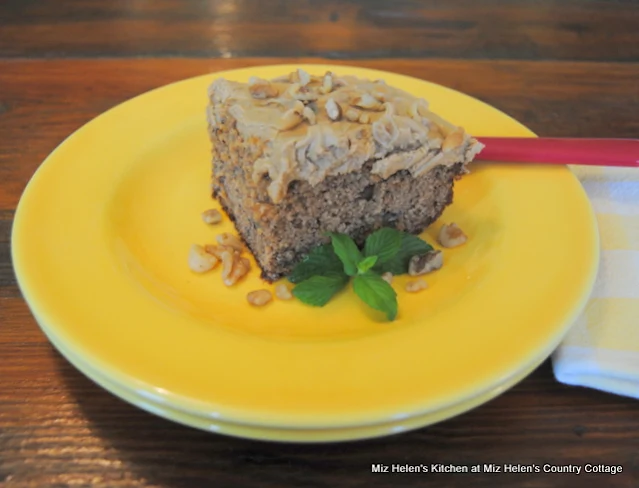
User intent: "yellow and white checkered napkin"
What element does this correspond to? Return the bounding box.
[552,165,639,399]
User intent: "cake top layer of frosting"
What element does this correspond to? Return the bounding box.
[208,69,483,203]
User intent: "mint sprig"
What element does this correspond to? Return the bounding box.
[288,244,343,284]
[374,233,433,275]
[353,272,398,321]
[292,273,349,306]
[288,227,435,321]
[328,232,362,276]
[357,255,378,274]
[364,228,402,264]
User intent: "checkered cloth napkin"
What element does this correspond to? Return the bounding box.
[552,165,639,399]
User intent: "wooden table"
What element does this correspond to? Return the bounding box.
[1,2,638,487]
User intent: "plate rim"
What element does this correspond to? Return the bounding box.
[42,318,546,442]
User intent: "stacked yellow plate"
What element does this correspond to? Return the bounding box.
[12,66,598,442]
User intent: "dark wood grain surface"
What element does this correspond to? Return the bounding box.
[1,2,639,487]
[1,0,638,61]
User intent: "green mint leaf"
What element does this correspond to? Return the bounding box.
[329,233,362,277]
[364,228,403,263]
[292,273,350,307]
[353,272,398,321]
[288,244,345,284]
[375,233,433,275]
[357,255,378,274]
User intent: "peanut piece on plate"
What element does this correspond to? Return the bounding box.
[247,289,273,307]
[381,272,393,284]
[216,233,244,252]
[438,223,468,248]
[204,244,235,259]
[188,244,219,273]
[220,250,235,281]
[408,250,443,276]
[275,283,293,300]
[201,208,222,225]
[224,257,251,287]
[405,279,428,293]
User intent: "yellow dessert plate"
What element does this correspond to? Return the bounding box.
[43,320,544,442]
[12,65,599,439]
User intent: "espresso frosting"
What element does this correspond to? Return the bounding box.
[208,70,483,203]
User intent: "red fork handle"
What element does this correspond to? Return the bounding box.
[475,137,639,168]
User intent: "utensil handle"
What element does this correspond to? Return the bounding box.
[475,137,639,168]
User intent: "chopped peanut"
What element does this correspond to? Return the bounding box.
[442,128,465,152]
[319,71,333,94]
[247,289,273,307]
[188,244,219,273]
[204,244,236,259]
[325,98,342,121]
[220,250,235,282]
[216,233,244,252]
[344,107,361,122]
[201,208,222,225]
[358,112,371,124]
[381,272,393,284]
[352,93,383,111]
[408,250,443,276]
[224,257,251,287]
[275,283,293,300]
[405,278,428,293]
[438,223,468,248]
[297,68,311,87]
[302,105,317,125]
[248,78,279,99]
[279,102,305,130]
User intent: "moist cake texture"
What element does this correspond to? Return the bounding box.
[207,70,483,281]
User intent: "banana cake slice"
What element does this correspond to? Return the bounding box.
[206,70,483,281]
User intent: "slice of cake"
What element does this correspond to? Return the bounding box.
[206,69,483,281]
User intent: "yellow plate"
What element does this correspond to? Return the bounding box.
[12,65,599,435]
[43,321,544,442]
